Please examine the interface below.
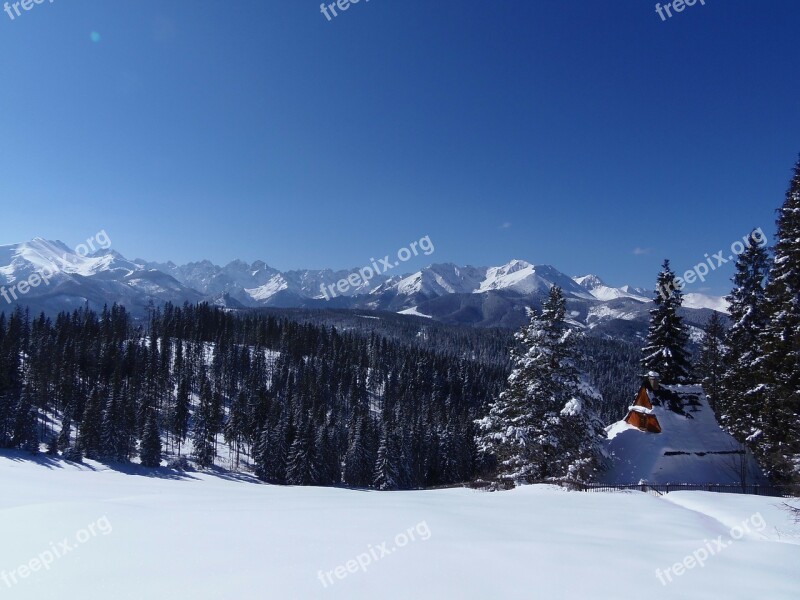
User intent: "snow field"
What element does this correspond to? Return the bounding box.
[1,452,798,600]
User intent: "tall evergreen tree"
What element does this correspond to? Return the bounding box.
[101,391,129,461]
[78,387,104,459]
[642,260,691,384]
[698,311,727,413]
[57,408,73,451]
[373,420,400,490]
[759,157,800,481]
[12,385,39,453]
[192,377,217,469]
[475,286,606,485]
[286,415,318,486]
[343,410,373,487]
[139,409,162,468]
[171,375,191,456]
[716,232,770,439]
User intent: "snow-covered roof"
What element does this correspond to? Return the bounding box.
[605,385,769,485]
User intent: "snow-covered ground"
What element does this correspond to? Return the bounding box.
[2,452,798,599]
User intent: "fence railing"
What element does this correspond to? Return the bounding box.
[468,479,800,497]
[568,482,797,497]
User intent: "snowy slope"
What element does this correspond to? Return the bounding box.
[604,385,765,484]
[0,452,798,600]
[0,239,201,314]
[477,261,595,298]
[574,274,651,302]
[684,293,730,313]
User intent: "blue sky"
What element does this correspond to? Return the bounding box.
[0,0,798,294]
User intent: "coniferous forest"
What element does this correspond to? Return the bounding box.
[0,299,642,489]
[0,302,511,489]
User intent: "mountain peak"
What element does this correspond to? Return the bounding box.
[574,274,606,290]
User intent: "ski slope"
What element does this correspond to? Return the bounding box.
[1,452,798,599]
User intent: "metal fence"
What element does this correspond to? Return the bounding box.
[468,479,800,497]
[572,482,798,497]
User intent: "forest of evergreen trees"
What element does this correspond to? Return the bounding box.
[0,298,642,489]
[0,302,512,489]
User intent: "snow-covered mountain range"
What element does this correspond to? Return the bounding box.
[0,238,728,332]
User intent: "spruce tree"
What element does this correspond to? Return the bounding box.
[139,409,162,468]
[475,286,606,485]
[78,387,104,459]
[253,424,272,482]
[373,420,400,490]
[286,416,318,485]
[171,375,191,456]
[343,411,373,487]
[57,409,73,451]
[698,311,727,413]
[642,260,691,384]
[12,384,38,452]
[760,156,800,481]
[191,377,217,469]
[717,232,769,439]
[101,393,128,461]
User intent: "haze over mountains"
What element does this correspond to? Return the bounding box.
[0,238,726,334]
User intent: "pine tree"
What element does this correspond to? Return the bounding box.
[171,375,191,456]
[315,422,340,486]
[253,423,272,481]
[101,392,128,461]
[286,415,318,485]
[78,387,103,459]
[343,411,373,487]
[191,377,217,469]
[139,409,162,468]
[716,232,769,438]
[475,286,606,485]
[759,156,800,481]
[373,420,400,490]
[224,390,248,469]
[57,409,73,451]
[12,386,39,454]
[642,260,691,384]
[698,311,727,413]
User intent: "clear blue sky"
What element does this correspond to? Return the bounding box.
[1,0,798,294]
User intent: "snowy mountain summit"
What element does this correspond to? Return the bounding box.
[0,239,728,331]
